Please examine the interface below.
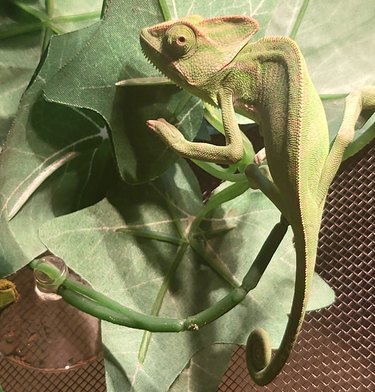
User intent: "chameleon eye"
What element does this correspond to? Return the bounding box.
[164,24,196,58]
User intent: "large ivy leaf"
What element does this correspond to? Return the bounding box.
[39,160,334,392]
[0,0,201,276]
[0,0,103,144]
[265,0,375,146]
[169,344,237,392]
[0,22,113,276]
[164,0,280,35]
[43,0,202,184]
[287,0,375,93]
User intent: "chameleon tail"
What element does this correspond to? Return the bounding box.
[245,230,314,385]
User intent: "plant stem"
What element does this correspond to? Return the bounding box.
[115,228,184,246]
[60,286,185,332]
[52,11,102,24]
[192,160,247,182]
[192,181,250,228]
[29,218,288,333]
[242,216,289,291]
[158,0,172,21]
[290,0,310,40]
[320,93,347,100]
[3,3,100,41]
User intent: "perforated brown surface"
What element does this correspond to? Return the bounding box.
[0,358,106,392]
[0,268,106,392]
[219,139,375,391]
[0,139,374,391]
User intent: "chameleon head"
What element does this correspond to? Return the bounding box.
[140,15,259,104]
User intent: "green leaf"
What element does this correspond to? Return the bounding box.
[164,0,279,35]
[108,84,202,183]
[0,0,103,145]
[267,0,375,148]
[287,0,375,94]
[39,160,334,392]
[169,344,236,392]
[0,25,113,277]
[43,0,203,183]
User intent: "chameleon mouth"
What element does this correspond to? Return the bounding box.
[139,32,185,90]
[140,30,168,72]
[140,40,166,75]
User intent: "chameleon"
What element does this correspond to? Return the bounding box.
[139,15,375,385]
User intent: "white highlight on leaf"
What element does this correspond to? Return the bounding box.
[176,99,201,127]
[252,0,267,16]
[75,148,97,207]
[7,151,79,220]
[2,132,101,221]
[171,0,179,19]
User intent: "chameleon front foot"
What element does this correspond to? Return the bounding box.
[146,118,243,164]
[254,147,267,165]
[318,86,375,203]
[146,118,187,148]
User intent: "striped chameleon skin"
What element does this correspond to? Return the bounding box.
[140,14,375,385]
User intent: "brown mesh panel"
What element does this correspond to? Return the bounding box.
[0,268,106,392]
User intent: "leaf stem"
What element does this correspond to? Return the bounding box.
[45,0,54,16]
[191,160,247,182]
[158,0,172,21]
[138,242,189,362]
[290,0,310,40]
[29,218,288,333]
[2,3,100,41]
[115,228,184,246]
[52,11,102,24]
[320,93,347,101]
[192,181,250,228]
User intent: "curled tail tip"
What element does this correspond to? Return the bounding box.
[246,327,272,382]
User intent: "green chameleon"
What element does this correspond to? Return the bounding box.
[139,15,375,385]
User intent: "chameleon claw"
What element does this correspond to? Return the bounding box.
[146,119,185,146]
[146,119,157,131]
[254,148,267,165]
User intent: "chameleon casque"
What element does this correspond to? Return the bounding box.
[139,15,375,385]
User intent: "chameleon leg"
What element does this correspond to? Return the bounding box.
[147,89,244,164]
[254,147,267,165]
[318,87,375,202]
